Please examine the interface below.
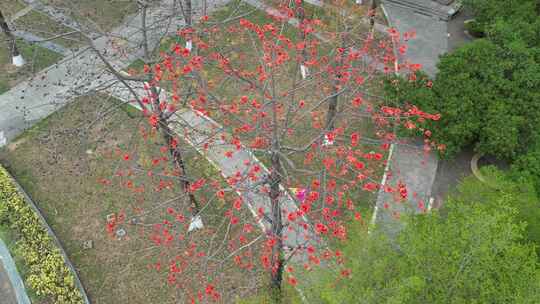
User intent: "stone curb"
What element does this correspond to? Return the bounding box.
[0,238,31,304]
[470,153,486,183]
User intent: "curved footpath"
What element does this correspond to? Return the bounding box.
[0,238,31,304]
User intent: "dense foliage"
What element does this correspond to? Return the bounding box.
[384,0,540,160]
[464,0,540,44]
[455,166,540,255]
[0,166,84,304]
[314,183,540,303]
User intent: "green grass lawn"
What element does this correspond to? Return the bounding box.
[0,0,26,17]
[42,0,138,32]
[0,38,62,94]
[13,10,83,48]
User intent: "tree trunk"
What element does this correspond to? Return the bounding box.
[185,0,192,27]
[325,38,345,133]
[151,87,201,223]
[0,9,22,65]
[370,0,377,31]
[162,124,200,214]
[138,3,199,225]
[325,89,338,131]
[269,79,284,301]
[183,0,193,51]
[203,0,207,17]
[296,1,309,79]
[269,149,284,303]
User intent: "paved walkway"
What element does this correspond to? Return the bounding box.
[371,140,438,237]
[373,2,475,228]
[0,238,31,304]
[447,7,473,51]
[382,2,448,77]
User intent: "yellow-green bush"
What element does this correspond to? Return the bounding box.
[0,166,84,304]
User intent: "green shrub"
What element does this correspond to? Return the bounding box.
[511,142,540,196]
[0,165,84,304]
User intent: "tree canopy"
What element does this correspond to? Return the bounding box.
[454,166,540,255]
[314,189,540,303]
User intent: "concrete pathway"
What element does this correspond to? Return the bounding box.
[382,2,448,77]
[447,7,473,51]
[372,140,438,237]
[367,1,448,236]
[0,238,31,304]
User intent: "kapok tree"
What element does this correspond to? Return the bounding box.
[98,0,440,302]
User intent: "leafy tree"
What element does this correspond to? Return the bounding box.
[512,143,540,196]
[464,0,539,43]
[455,166,540,255]
[384,0,540,160]
[315,195,540,303]
[385,37,540,159]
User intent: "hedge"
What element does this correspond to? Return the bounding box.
[0,165,85,304]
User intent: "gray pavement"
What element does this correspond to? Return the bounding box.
[430,148,473,208]
[372,140,438,238]
[373,2,476,228]
[0,238,31,304]
[382,2,448,77]
[0,262,18,304]
[447,7,474,51]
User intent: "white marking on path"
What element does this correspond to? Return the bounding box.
[0,131,7,147]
